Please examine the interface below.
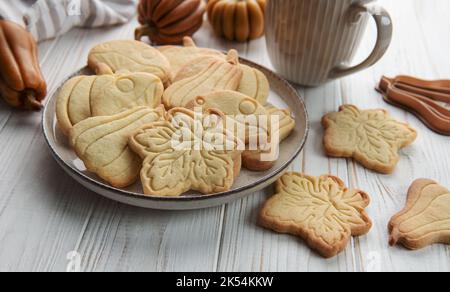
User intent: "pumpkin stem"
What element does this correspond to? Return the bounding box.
[24,90,42,111]
[135,24,157,41]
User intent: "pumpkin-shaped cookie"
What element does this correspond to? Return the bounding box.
[163,50,243,108]
[185,90,269,144]
[158,37,224,75]
[88,40,172,86]
[56,73,164,136]
[207,0,266,42]
[136,0,206,45]
[174,54,270,104]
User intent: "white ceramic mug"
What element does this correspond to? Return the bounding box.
[265,0,393,86]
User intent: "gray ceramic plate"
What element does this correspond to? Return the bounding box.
[42,59,309,210]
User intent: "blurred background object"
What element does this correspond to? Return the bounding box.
[206,0,266,42]
[136,0,206,45]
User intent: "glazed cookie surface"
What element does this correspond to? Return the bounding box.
[389,179,450,250]
[260,173,372,258]
[70,106,165,188]
[163,50,242,108]
[88,40,172,86]
[322,105,417,174]
[129,108,241,197]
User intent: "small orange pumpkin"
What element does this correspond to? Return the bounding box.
[136,0,206,45]
[207,0,266,42]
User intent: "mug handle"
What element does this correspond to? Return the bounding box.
[329,3,393,79]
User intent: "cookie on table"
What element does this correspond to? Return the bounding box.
[128,108,242,197]
[69,106,165,188]
[163,50,243,108]
[88,40,172,87]
[389,179,450,250]
[157,37,224,76]
[260,173,372,258]
[174,55,270,105]
[322,104,417,174]
[56,72,164,136]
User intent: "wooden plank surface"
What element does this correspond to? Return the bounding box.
[0,0,449,272]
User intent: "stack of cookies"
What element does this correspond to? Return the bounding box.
[56,37,296,197]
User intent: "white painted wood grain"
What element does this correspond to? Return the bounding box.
[0,0,448,272]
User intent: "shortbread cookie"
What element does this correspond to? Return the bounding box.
[56,75,97,136]
[389,179,450,250]
[322,105,417,174]
[158,37,224,75]
[237,64,270,105]
[260,173,372,258]
[129,108,242,197]
[88,40,172,86]
[185,90,269,144]
[70,106,165,188]
[163,50,243,108]
[174,55,270,104]
[90,72,163,116]
[56,73,164,135]
[242,105,296,171]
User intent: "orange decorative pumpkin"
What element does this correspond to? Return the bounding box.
[136,0,206,45]
[207,0,266,42]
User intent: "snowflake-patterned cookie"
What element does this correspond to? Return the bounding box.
[322,105,417,174]
[129,108,242,197]
[260,173,372,258]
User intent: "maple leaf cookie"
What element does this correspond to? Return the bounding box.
[129,108,242,197]
[322,105,417,174]
[260,173,372,258]
[389,179,450,250]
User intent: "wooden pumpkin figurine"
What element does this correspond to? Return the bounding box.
[207,0,266,42]
[136,0,206,45]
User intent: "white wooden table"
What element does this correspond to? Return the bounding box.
[0,0,449,272]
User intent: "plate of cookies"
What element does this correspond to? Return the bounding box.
[42,38,308,210]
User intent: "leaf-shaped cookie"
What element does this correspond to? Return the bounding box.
[158,37,224,75]
[129,108,241,197]
[322,105,417,174]
[70,106,165,188]
[389,179,450,250]
[88,40,172,86]
[242,104,296,171]
[260,173,372,258]
[162,50,243,108]
[185,90,269,144]
[174,55,270,104]
[56,73,164,136]
[90,72,163,116]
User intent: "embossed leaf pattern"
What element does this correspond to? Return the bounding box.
[129,109,239,197]
[323,105,416,173]
[268,174,370,246]
[260,173,372,258]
